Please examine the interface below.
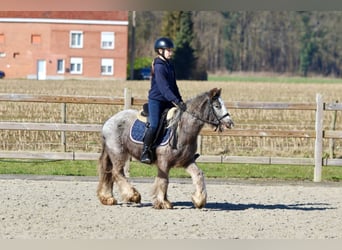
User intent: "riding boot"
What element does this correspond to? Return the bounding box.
[140,144,152,164]
[140,127,154,164]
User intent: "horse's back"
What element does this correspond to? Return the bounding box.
[102,109,137,138]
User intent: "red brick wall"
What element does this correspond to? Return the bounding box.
[0,11,128,79]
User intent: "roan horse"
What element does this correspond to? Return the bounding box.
[97,88,234,209]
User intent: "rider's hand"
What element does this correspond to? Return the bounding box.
[178,101,187,112]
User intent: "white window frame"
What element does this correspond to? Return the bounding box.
[70,31,83,48]
[57,59,65,74]
[101,58,114,75]
[101,32,115,49]
[70,57,83,74]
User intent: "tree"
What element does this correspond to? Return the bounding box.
[129,11,163,58]
[222,11,240,72]
[173,11,196,79]
[299,11,318,77]
[161,11,181,39]
[131,11,342,77]
[161,11,199,80]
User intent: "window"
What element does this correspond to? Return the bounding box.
[70,31,83,48]
[70,57,83,74]
[31,34,41,44]
[101,32,114,49]
[101,58,114,75]
[57,59,65,73]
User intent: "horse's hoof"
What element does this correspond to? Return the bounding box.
[99,196,117,206]
[153,200,173,209]
[127,190,141,203]
[192,192,207,209]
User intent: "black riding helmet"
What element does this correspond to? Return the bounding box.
[154,37,174,52]
[154,37,174,59]
[151,37,173,74]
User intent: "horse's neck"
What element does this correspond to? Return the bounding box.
[177,95,208,141]
[178,112,204,140]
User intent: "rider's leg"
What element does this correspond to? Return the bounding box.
[140,126,155,164]
[140,99,162,164]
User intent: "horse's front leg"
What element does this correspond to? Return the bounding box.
[186,162,207,208]
[152,168,173,209]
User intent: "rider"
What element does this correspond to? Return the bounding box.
[140,37,187,164]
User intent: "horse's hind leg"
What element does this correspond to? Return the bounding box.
[97,145,141,205]
[97,147,116,205]
[113,159,141,204]
[186,162,207,208]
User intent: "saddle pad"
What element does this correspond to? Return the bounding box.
[129,119,172,146]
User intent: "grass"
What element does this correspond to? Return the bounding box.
[1,159,341,182]
[0,159,97,176]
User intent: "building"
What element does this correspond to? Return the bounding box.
[0,11,129,80]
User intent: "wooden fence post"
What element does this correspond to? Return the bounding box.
[329,100,338,159]
[124,88,132,109]
[124,88,132,177]
[314,93,323,182]
[197,135,202,155]
[61,103,67,152]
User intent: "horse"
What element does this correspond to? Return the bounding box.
[97,87,234,209]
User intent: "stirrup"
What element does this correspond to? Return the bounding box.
[140,156,152,164]
[140,150,152,164]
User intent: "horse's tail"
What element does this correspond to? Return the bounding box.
[98,137,106,162]
[97,136,113,176]
[96,136,114,202]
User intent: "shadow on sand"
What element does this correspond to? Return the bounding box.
[169,201,335,211]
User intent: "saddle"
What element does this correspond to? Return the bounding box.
[130,103,177,148]
[136,103,177,124]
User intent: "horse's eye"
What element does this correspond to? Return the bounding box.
[214,102,221,109]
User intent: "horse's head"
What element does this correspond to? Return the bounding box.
[208,88,234,131]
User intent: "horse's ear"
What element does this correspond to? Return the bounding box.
[209,88,221,100]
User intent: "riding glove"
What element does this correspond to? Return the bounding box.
[178,101,187,112]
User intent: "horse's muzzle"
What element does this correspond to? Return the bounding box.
[223,117,234,129]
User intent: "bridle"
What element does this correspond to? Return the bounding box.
[168,96,230,149]
[185,97,230,132]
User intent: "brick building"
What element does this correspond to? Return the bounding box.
[0,11,129,80]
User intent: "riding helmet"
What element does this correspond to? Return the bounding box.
[154,37,174,52]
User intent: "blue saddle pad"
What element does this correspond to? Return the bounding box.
[130,119,172,146]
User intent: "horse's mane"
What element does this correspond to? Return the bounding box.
[167,90,210,128]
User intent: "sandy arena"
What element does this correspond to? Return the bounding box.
[0,175,341,239]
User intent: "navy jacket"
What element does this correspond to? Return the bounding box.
[148,57,183,105]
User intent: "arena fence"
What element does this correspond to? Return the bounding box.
[1,89,341,182]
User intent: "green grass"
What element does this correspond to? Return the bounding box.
[0,159,341,182]
[0,159,97,176]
